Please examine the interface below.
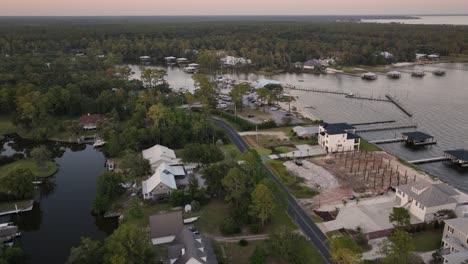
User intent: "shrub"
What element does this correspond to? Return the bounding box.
[239,239,249,247]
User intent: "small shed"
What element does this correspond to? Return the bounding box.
[402,132,436,146]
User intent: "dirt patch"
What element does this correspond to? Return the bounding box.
[284,160,339,189]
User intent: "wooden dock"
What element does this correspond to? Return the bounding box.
[369,138,405,144]
[351,120,396,126]
[356,124,418,133]
[287,86,348,95]
[385,94,413,117]
[346,96,391,102]
[408,157,449,165]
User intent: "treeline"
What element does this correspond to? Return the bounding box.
[1,20,468,69]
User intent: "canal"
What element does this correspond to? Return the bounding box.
[0,137,117,264]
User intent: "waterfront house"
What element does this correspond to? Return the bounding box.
[294,61,303,69]
[142,144,181,170]
[441,218,468,264]
[221,55,250,67]
[318,123,360,153]
[142,162,185,200]
[416,53,427,60]
[79,114,104,130]
[395,180,458,222]
[149,211,184,245]
[303,59,321,70]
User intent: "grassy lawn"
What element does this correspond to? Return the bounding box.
[186,199,231,236]
[360,139,382,152]
[214,240,267,264]
[254,147,272,156]
[265,160,318,199]
[0,159,57,178]
[275,146,296,154]
[413,229,443,252]
[0,200,33,213]
[123,202,174,226]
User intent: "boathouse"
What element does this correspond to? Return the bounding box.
[362,72,377,80]
[402,132,436,146]
[444,150,468,167]
[387,71,401,79]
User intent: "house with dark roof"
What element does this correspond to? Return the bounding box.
[441,218,468,264]
[149,211,184,245]
[318,122,360,153]
[395,180,459,221]
[79,114,105,130]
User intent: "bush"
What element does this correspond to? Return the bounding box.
[239,239,249,247]
[249,246,267,264]
[249,223,261,234]
[220,218,240,236]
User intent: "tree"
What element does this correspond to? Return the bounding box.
[264,84,283,105]
[119,151,151,180]
[140,68,167,88]
[93,171,124,214]
[106,132,121,157]
[268,226,302,263]
[231,83,251,112]
[389,207,411,229]
[379,229,415,264]
[256,87,269,112]
[202,162,233,197]
[67,237,105,264]
[181,143,224,166]
[169,190,185,207]
[0,246,29,264]
[105,224,156,264]
[249,184,276,227]
[30,145,51,168]
[2,166,35,199]
[187,174,204,201]
[222,167,251,209]
[249,246,267,264]
[127,197,143,220]
[329,235,362,264]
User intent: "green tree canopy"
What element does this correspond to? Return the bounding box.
[2,165,35,199]
[249,184,276,227]
[30,145,52,168]
[67,237,105,264]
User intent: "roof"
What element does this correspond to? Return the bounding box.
[254,79,281,89]
[320,122,356,135]
[303,59,320,67]
[172,229,207,264]
[142,162,179,195]
[387,71,401,75]
[0,225,18,239]
[347,133,360,140]
[142,144,178,167]
[402,131,434,141]
[397,180,458,207]
[445,218,468,237]
[149,211,184,240]
[362,72,377,77]
[445,149,468,161]
[79,114,104,124]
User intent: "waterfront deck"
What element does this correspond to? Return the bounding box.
[408,157,449,165]
[444,150,468,167]
[369,138,405,144]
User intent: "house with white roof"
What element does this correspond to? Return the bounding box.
[142,144,181,171]
[318,122,360,153]
[395,180,458,222]
[142,162,185,199]
[441,218,468,264]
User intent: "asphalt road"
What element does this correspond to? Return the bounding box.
[213,119,333,264]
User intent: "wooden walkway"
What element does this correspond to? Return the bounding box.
[369,138,405,144]
[385,94,413,117]
[356,124,417,133]
[346,96,391,102]
[288,86,348,95]
[408,157,449,164]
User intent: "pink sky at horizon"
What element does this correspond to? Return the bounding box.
[2,0,468,16]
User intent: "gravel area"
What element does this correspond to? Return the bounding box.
[284,160,339,189]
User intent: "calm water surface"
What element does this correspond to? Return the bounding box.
[0,138,117,264]
[362,16,468,25]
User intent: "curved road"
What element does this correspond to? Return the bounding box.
[213,119,333,264]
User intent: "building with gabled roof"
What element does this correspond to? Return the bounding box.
[318,122,360,153]
[395,180,458,221]
[142,144,181,170]
[441,218,468,264]
[79,113,105,130]
[142,162,185,199]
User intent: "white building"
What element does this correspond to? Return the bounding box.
[441,218,468,264]
[379,51,394,59]
[221,55,251,67]
[142,162,185,199]
[395,180,458,222]
[142,144,181,171]
[318,123,360,153]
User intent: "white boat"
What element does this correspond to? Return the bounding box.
[93,140,107,147]
[362,72,378,80]
[183,217,199,224]
[183,66,198,74]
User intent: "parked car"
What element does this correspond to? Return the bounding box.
[216,103,228,109]
[247,114,255,118]
[295,160,303,166]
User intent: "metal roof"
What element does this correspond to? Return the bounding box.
[445,149,468,161]
[402,131,434,141]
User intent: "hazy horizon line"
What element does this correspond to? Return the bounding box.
[0,14,468,17]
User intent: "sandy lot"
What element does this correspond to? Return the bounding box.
[284,160,338,189]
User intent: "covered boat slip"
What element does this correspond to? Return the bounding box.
[401,131,437,146]
[444,149,468,167]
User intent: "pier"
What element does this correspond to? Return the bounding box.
[402,131,437,146]
[444,150,468,167]
[287,86,348,95]
[351,120,396,126]
[356,124,418,133]
[345,96,391,102]
[408,157,449,165]
[369,138,405,144]
[385,94,413,117]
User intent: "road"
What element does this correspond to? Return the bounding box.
[213,119,333,264]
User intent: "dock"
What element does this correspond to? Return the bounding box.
[408,157,448,165]
[351,120,396,126]
[402,131,437,146]
[385,94,413,117]
[287,86,348,95]
[444,150,468,167]
[346,96,391,102]
[369,138,405,144]
[356,124,418,133]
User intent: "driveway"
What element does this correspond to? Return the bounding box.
[266,145,326,160]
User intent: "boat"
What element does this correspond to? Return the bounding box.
[183,66,198,74]
[362,72,378,80]
[183,217,199,224]
[411,71,425,77]
[93,139,106,147]
[345,92,355,98]
[387,71,401,79]
[433,70,446,76]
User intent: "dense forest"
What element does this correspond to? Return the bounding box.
[1,18,468,68]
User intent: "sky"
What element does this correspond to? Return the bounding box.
[2,0,468,16]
